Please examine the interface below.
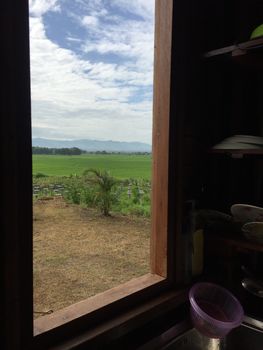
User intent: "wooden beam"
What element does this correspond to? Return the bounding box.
[0,2,33,349]
[34,274,165,336]
[151,0,173,277]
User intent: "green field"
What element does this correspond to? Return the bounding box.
[33,154,152,179]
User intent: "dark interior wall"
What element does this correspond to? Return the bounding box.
[232,0,263,42]
[200,62,263,209]
[168,0,232,281]
[169,0,228,206]
[170,0,263,211]
[0,2,33,349]
[201,0,263,45]
[178,1,263,314]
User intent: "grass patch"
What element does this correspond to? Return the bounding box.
[33,197,150,317]
[33,154,152,179]
[33,155,152,316]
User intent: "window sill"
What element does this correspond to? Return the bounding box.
[34,275,187,349]
[34,274,165,336]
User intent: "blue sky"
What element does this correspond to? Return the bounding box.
[29,0,155,144]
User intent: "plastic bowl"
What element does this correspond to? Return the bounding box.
[189,283,244,338]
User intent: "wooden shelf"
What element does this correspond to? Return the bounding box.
[204,37,263,58]
[209,148,263,158]
[204,37,263,68]
[206,233,263,253]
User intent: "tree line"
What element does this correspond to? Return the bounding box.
[33,147,151,156]
[32,146,83,155]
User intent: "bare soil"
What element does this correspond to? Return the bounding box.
[33,197,150,318]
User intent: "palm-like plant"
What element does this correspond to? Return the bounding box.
[83,169,117,216]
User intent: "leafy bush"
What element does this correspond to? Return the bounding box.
[129,204,151,217]
[33,173,151,218]
[83,169,118,216]
[63,178,82,204]
[80,186,96,207]
[34,172,48,178]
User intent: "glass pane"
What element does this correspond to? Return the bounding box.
[30,0,155,318]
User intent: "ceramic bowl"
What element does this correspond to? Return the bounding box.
[242,222,263,244]
[231,204,263,223]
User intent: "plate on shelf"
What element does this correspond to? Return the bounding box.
[242,222,263,244]
[231,204,263,223]
[212,135,263,150]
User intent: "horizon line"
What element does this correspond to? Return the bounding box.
[32,137,152,145]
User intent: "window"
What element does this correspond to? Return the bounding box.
[31,0,155,317]
[1,1,185,349]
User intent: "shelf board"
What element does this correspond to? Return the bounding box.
[204,37,263,68]
[206,233,263,253]
[209,148,263,158]
[204,37,263,59]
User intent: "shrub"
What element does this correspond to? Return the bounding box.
[34,172,48,178]
[80,186,96,207]
[83,169,118,216]
[63,179,81,204]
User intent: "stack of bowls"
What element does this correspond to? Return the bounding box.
[231,204,263,244]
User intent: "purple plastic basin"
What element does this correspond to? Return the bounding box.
[189,283,244,338]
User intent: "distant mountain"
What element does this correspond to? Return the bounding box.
[32,138,152,153]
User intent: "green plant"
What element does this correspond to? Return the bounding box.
[83,169,118,216]
[80,186,96,207]
[129,204,151,217]
[34,172,48,178]
[63,178,81,204]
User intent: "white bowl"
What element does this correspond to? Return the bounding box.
[242,222,263,244]
[231,204,263,223]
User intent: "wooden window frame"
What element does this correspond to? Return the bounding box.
[1,1,186,349]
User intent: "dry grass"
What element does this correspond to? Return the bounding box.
[33,197,150,317]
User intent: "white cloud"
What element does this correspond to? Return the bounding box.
[29,1,155,143]
[80,8,154,86]
[66,36,82,43]
[29,0,60,17]
[82,15,99,27]
[111,0,154,20]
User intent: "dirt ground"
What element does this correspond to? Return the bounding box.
[33,197,150,318]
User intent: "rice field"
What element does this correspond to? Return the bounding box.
[33,154,152,179]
